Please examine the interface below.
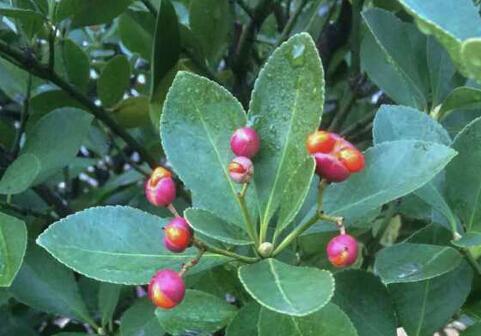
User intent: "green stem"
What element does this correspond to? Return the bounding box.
[349,0,364,76]
[275,0,307,48]
[193,238,258,263]
[464,250,481,275]
[238,183,259,246]
[11,73,32,157]
[179,246,205,277]
[0,39,158,169]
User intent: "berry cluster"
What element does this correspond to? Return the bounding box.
[144,167,192,309]
[228,127,259,183]
[306,130,364,267]
[306,130,365,182]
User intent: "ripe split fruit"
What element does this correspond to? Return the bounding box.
[326,233,358,267]
[148,269,186,309]
[145,166,176,207]
[228,156,253,184]
[306,130,365,182]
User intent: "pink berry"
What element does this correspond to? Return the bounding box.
[326,234,358,267]
[313,153,350,182]
[163,217,192,253]
[145,167,176,207]
[148,269,185,309]
[230,127,260,158]
[228,156,253,184]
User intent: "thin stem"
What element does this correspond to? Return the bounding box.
[193,238,258,263]
[0,39,158,169]
[275,0,307,47]
[179,247,205,277]
[140,0,157,16]
[110,135,150,177]
[181,47,219,83]
[350,0,364,76]
[238,183,258,245]
[317,179,327,208]
[236,0,254,18]
[11,73,32,157]
[273,212,319,256]
[48,24,56,71]
[0,202,54,220]
[167,204,180,218]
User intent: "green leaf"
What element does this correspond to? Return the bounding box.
[389,261,472,336]
[373,105,451,145]
[120,298,165,336]
[98,283,121,328]
[323,140,457,223]
[361,8,428,109]
[22,108,93,181]
[0,212,27,287]
[333,270,397,336]
[55,0,133,27]
[0,153,41,195]
[189,0,233,63]
[446,117,481,232]
[374,243,462,284]
[276,157,315,236]
[62,39,90,92]
[397,0,481,79]
[0,8,46,38]
[258,303,358,336]
[155,289,237,335]
[461,38,481,80]
[225,303,260,336]
[161,72,252,227]
[37,206,229,285]
[118,9,155,60]
[98,55,130,108]
[0,58,30,100]
[440,87,481,119]
[185,208,252,245]
[112,96,150,129]
[238,258,334,316]
[10,245,93,324]
[248,33,324,228]
[452,232,481,248]
[463,323,481,336]
[150,0,180,99]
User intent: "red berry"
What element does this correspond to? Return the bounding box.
[313,153,350,182]
[337,147,365,173]
[230,127,260,158]
[148,269,185,309]
[228,156,253,184]
[163,217,192,253]
[306,130,336,154]
[145,167,176,207]
[326,234,358,268]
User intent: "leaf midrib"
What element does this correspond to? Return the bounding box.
[268,260,297,312]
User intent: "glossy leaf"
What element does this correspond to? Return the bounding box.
[446,117,481,232]
[248,33,324,228]
[333,270,397,336]
[397,0,481,79]
[37,206,228,284]
[185,208,252,245]
[161,72,253,227]
[389,261,472,336]
[112,96,150,129]
[276,157,315,236]
[120,298,165,336]
[189,0,233,63]
[118,10,155,60]
[22,108,93,181]
[10,245,93,324]
[440,87,481,119]
[238,258,334,316]
[62,39,90,92]
[0,212,27,287]
[374,243,462,284]
[361,8,428,109]
[258,304,358,336]
[0,153,41,195]
[323,140,457,223]
[55,0,133,27]
[155,290,237,335]
[452,232,481,248]
[225,303,260,336]
[98,55,130,108]
[98,283,121,328]
[150,0,180,99]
